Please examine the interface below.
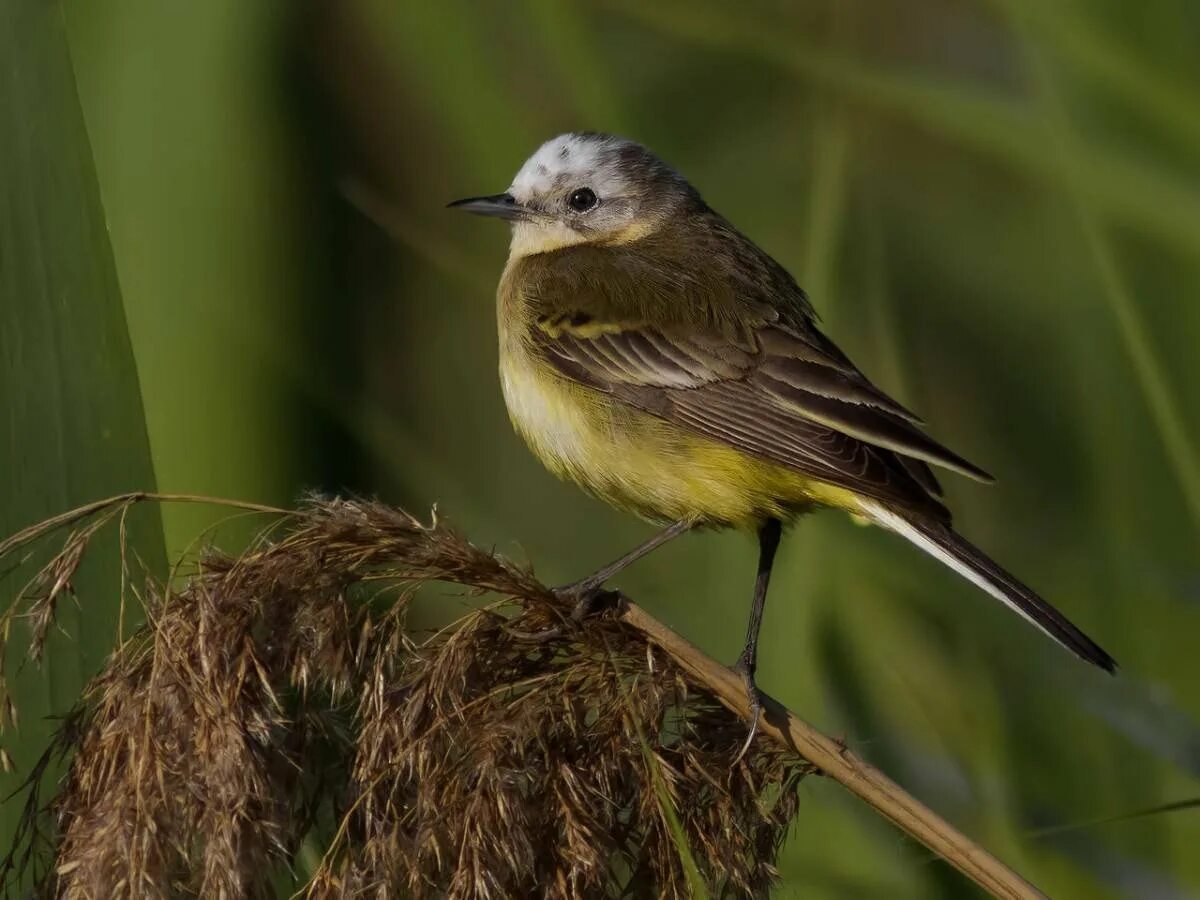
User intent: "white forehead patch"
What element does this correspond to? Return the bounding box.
[508,133,624,204]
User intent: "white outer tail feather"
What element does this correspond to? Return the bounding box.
[859,500,1067,650]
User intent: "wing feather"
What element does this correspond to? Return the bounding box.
[515,240,992,520]
[667,381,938,512]
[899,456,944,498]
[752,370,992,482]
[756,356,922,423]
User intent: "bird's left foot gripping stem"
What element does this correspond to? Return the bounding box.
[507,582,625,643]
[507,519,694,642]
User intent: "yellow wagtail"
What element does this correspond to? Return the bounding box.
[450,132,1115,745]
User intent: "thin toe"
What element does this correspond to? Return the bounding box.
[511,586,620,643]
[732,666,763,763]
[552,584,621,622]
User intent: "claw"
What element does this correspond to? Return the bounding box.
[731,657,762,764]
[506,585,621,642]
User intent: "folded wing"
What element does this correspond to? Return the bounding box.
[531,319,993,521]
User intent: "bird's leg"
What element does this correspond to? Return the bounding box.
[733,517,782,761]
[510,519,693,641]
[556,518,693,604]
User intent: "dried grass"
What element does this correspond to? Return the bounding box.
[0,496,812,899]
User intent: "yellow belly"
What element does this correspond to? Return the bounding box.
[499,345,860,528]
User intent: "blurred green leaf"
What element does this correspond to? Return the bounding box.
[604,0,1200,257]
[638,735,710,900]
[357,0,534,173]
[1029,796,1200,840]
[633,720,709,898]
[523,0,631,132]
[800,101,851,310]
[0,0,165,853]
[1006,12,1200,530]
[986,0,1200,153]
[64,0,322,559]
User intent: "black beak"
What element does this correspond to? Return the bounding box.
[447,192,527,221]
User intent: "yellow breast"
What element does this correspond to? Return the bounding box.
[494,256,864,528]
[500,338,863,527]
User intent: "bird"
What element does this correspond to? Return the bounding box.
[449,131,1116,748]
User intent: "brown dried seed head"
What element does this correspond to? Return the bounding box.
[1,497,810,899]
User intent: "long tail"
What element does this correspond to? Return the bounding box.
[862,502,1117,672]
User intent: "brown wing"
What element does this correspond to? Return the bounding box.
[513,226,992,520]
[529,318,995,521]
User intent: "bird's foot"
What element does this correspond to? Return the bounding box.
[506,581,623,643]
[732,653,763,764]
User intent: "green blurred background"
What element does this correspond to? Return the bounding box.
[4,0,1200,896]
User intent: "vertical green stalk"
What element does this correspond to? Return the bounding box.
[1006,11,1200,532]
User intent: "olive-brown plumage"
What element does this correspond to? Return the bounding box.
[452,132,1115,743]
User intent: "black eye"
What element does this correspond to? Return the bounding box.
[567,187,598,212]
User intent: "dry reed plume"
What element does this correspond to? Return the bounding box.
[0,495,814,899]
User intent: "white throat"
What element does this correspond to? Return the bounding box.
[507,220,590,259]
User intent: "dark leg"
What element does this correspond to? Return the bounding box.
[558,518,693,601]
[510,519,693,641]
[734,517,782,759]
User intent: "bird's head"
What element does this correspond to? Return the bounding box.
[449,132,699,257]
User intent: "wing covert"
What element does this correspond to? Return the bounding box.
[514,236,991,519]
